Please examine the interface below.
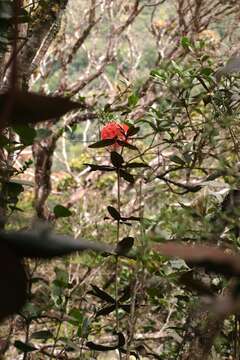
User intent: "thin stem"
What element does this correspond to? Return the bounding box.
[114,167,121,358]
[22,319,31,360]
[126,180,144,360]
[50,294,69,360]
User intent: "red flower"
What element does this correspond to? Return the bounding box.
[101,122,129,150]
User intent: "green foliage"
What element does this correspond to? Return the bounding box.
[2,1,240,359]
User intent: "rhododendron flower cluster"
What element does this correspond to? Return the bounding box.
[101,122,129,150]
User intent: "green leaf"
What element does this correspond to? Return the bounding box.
[31,330,53,340]
[54,205,72,218]
[0,2,13,20]
[200,67,213,76]
[88,138,115,148]
[170,155,185,165]
[5,181,24,197]
[128,93,139,107]
[35,128,52,141]
[13,124,36,146]
[0,133,9,147]
[68,308,83,325]
[181,36,192,50]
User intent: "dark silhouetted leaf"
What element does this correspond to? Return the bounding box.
[90,285,115,303]
[117,140,138,150]
[0,242,27,322]
[119,169,134,183]
[116,237,134,255]
[88,139,116,148]
[107,206,121,220]
[54,204,72,218]
[125,162,150,168]
[5,181,24,199]
[0,91,81,125]
[127,126,140,137]
[127,216,141,221]
[170,155,185,165]
[110,151,124,167]
[31,330,53,340]
[0,133,9,147]
[13,125,36,145]
[120,304,131,313]
[86,341,114,351]
[117,332,125,347]
[96,304,116,317]
[86,332,125,351]
[14,341,36,353]
[118,286,131,302]
[0,227,113,258]
[84,163,114,172]
[154,242,240,277]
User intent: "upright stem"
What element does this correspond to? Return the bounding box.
[115,168,121,357]
[126,180,144,359]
